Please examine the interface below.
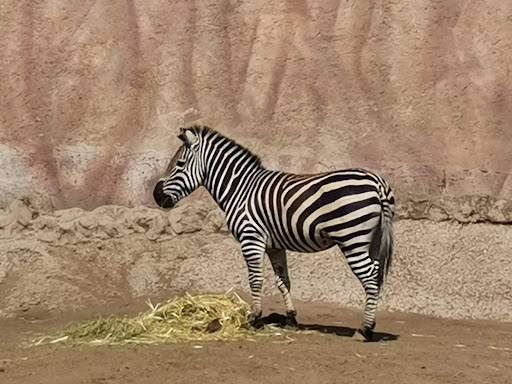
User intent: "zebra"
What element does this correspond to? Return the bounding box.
[153,125,394,341]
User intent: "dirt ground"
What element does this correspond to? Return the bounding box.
[1,298,511,384]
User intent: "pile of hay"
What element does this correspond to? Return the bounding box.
[33,292,290,346]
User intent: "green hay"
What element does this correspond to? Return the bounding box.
[32,292,291,346]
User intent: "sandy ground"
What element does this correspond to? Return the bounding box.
[1,299,511,384]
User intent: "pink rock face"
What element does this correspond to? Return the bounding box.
[0,1,511,209]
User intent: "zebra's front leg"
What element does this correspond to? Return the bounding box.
[267,248,297,327]
[241,239,266,326]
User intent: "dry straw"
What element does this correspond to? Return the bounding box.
[32,291,291,346]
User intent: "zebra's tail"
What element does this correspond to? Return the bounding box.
[369,190,395,288]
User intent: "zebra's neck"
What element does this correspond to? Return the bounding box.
[201,134,263,212]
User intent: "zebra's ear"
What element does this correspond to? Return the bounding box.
[178,128,198,148]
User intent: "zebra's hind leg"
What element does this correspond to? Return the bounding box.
[338,246,381,342]
[267,248,297,327]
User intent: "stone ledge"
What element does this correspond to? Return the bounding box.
[396,194,512,223]
[0,192,511,247]
[0,194,229,245]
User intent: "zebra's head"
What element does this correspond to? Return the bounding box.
[153,127,205,209]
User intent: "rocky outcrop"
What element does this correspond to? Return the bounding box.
[397,195,512,224]
[2,192,511,248]
[0,193,228,244]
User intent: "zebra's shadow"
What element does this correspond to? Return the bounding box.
[257,313,399,342]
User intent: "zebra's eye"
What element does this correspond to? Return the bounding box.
[176,160,186,167]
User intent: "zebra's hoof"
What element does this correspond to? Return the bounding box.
[247,311,262,328]
[354,327,374,342]
[285,311,298,328]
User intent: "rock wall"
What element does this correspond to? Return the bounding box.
[1,0,512,210]
[1,195,511,321]
[1,1,510,322]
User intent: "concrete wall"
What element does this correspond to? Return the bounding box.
[1,0,512,209]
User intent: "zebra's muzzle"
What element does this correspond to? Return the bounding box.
[153,180,175,209]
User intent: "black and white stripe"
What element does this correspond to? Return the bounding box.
[153,126,395,341]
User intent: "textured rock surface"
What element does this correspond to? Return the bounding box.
[1,197,510,321]
[396,194,512,223]
[1,1,511,323]
[0,1,511,210]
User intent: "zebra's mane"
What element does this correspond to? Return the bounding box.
[189,125,263,167]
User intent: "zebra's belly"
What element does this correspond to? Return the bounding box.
[267,233,336,253]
